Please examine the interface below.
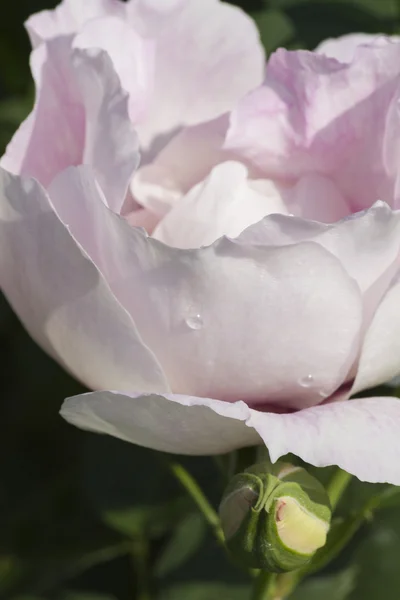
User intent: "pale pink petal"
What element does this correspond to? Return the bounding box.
[315,33,398,62]
[0,168,168,393]
[61,390,259,454]
[238,203,400,326]
[125,207,160,233]
[249,397,400,484]
[226,43,400,211]
[127,0,265,151]
[282,173,350,223]
[73,16,155,124]
[72,46,139,211]
[25,0,124,47]
[383,86,400,208]
[61,391,400,484]
[353,271,400,393]
[1,38,138,211]
[49,166,362,409]
[1,38,84,185]
[153,162,288,248]
[131,115,229,212]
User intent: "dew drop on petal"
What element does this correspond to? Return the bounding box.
[299,374,314,388]
[185,314,204,330]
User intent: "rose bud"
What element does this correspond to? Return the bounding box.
[219,461,331,572]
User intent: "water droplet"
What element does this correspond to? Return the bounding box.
[299,374,314,388]
[185,314,204,330]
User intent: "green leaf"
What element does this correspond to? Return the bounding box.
[291,568,356,600]
[158,582,250,600]
[155,513,207,578]
[349,508,400,599]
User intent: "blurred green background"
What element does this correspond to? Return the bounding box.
[1,1,400,599]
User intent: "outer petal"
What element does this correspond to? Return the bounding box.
[25,0,124,46]
[49,167,363,409]
[0,168,168,393]
[1,38,138,211]
[226,43,400,211]
[1,38,84,186]
[249,397,400,484]
[61,391,400,484]
[352,271,400,393]
[238,203,400,326]
[315,33,398,62]
[126,0,265,151]
[61,390,259,454]
[153,162,288,248]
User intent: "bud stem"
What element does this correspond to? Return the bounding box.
[326,468,352,509]
[251,571,278,600]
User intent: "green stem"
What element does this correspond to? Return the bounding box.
[131,538,151,600]
[326,468,352,510]
[169,462,225,545]
[251,571,277,600]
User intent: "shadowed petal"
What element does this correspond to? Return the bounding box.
[61,391,400,484]
[0,168,168,393]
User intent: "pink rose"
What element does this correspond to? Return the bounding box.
[1,6,400,485]
[2,0,264,223]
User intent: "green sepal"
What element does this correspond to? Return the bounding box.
[219,461,331,572]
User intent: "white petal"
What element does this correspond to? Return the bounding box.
[0,168,168,393]
[153,162,288,248]
[61,391,400,484]
[49,167,363,409]
[61,390,258,454]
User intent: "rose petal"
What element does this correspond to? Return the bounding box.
[131,115,229,212]
[49,166,363,408]
[153,162,288,248]
[127,0,265,151]
[72,46,139,211]
[353,271,400,393]
[282,173,350,223]
[1,38,84,186]
[315,33,398,63]
[1,38,138,212]
[226,43,400,211]
[25,0,124,46]
[61,390,400,484]
[0,167,168,393]
[249,397,400,484]
[61,390,259,454]
[238,203,400,326]
[74,16,155,124]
